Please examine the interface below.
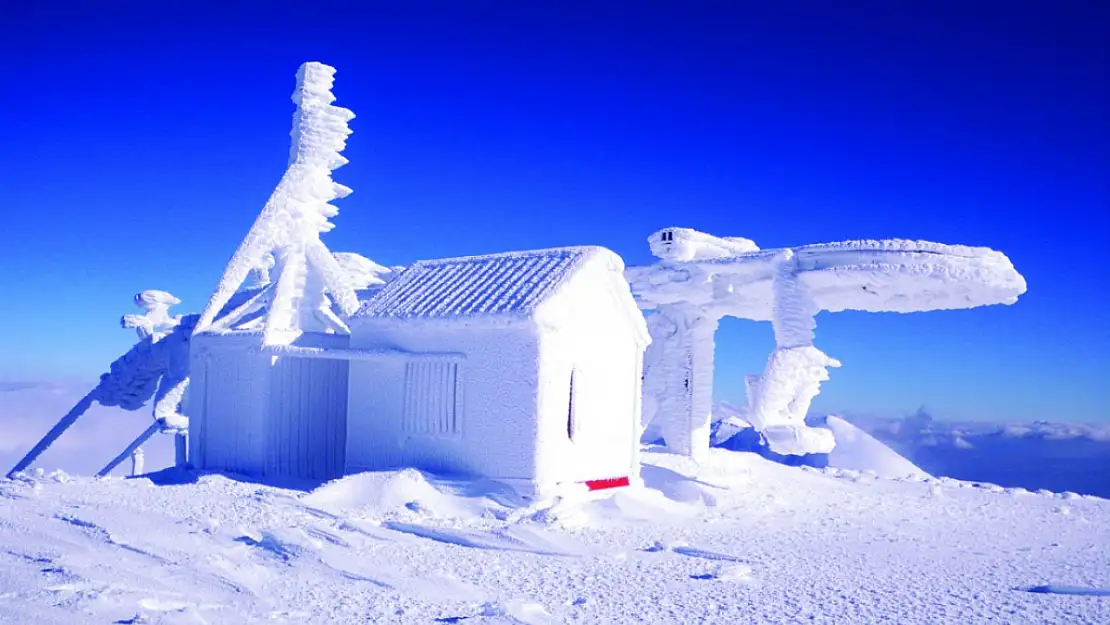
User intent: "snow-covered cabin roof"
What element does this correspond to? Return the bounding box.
[355,246,641,327]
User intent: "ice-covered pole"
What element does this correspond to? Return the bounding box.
[769,251,816,348]
[98,422,160,478]
[747,251,839,455]
[6,393,96,479]
[194,62,359,345]
[640,305,719,459]
[130,447,145,477]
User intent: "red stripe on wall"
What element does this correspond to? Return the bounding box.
[584,476,631,491]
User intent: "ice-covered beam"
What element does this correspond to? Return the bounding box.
[628,227,1027,459]
[7,292,196,479]
[6,393,96,479]
[742,250,838,454]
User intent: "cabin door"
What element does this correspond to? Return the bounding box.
[267,356,349,480]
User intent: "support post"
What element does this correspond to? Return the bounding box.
[6,392,97,479]
[130,448,145,477]
[175,433,188,468]
[641,306,719,460]
[747,252,839,455]
[97,421,161,478]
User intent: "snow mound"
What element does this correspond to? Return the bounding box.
[303,469,524,520]
[708,402,924,477]
[824,415,928,479]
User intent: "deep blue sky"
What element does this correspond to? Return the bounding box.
[1,2,1106,422]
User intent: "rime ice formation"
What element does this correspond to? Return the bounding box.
[195,62,359,346]
[629,228,1027,459]
[121,290,185,342]
[102,292,196,434]
[10,63,395,481]
[333,252,401,292]
[190,245,650,493]
[7,292,195,478]
[650,227,760,261]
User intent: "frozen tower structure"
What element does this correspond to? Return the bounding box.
[195,62,359,345]
[627,228,1027,460]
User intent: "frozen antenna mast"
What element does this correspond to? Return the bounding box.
[194,62,359,345]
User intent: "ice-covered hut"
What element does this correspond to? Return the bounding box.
[346,246,650,496]
[186,61,649,497]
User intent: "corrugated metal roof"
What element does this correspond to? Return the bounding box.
[355,246,600,320]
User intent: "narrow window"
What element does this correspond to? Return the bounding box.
[567,369,576,441]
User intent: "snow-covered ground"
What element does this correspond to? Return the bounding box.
[2,450,1108,624]
[3,383,1108,622]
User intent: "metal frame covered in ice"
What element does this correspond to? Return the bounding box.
[628,227,1027,459]
[194,62,360,346]
[6,291,194,479]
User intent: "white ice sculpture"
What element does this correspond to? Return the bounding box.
[628,227,1027,460]
[194,62,359,345]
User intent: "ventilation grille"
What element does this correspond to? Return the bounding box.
[402,361,461,436]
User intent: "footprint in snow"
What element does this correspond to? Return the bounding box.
[305,526,351,548]
[672,545,747,562]
[642,540,746,562]
[234,532,301,562]
[692,564,755,583]
[1019,585,1110,597]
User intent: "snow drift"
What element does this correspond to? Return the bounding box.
[1,450,1106,624]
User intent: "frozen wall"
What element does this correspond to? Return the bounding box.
[190,333,350,480]
[347,246,648,497]
[189,335,271,476]
[346,323,539,486]
[533,255,648,488]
